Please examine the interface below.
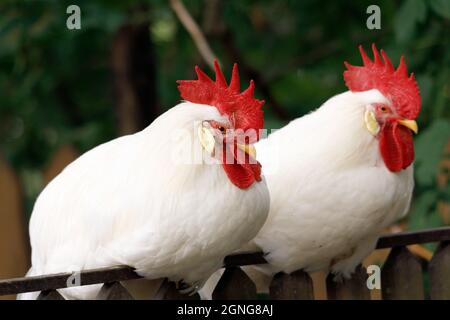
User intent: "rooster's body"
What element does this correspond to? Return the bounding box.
[252,45,421,279]
[254,89,414,277]
[201,45,421,298]
[20,63,270,299]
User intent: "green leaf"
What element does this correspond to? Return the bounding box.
[416,74,433,108]
[394,0,427,43]
[408,191,443,230]
[429,0,450,19]
[415,119,450,186]
[151,14,177,43]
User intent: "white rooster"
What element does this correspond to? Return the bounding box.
[19,62,270,299]
[202,45,421,297]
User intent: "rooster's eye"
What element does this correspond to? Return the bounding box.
[218,126,226,133]
[380,106,389,113]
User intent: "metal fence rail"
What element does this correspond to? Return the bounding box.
[1,227,450,300]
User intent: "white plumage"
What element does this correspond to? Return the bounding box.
[253,89,413,277]
[19,102,270,299]
[200,89,415,299]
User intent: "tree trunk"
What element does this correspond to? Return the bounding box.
[111,20,159,136]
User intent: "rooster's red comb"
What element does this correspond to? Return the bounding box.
[343,44,421,119]
[177,60,265,135]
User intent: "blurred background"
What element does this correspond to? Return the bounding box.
[0,0,448,298]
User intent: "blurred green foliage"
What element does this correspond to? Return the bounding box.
[0,0,448,227]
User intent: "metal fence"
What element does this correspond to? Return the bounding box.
[1,227,449,300]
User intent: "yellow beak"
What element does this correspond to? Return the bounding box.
[237,143,257,159]
[398,119,419,134]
